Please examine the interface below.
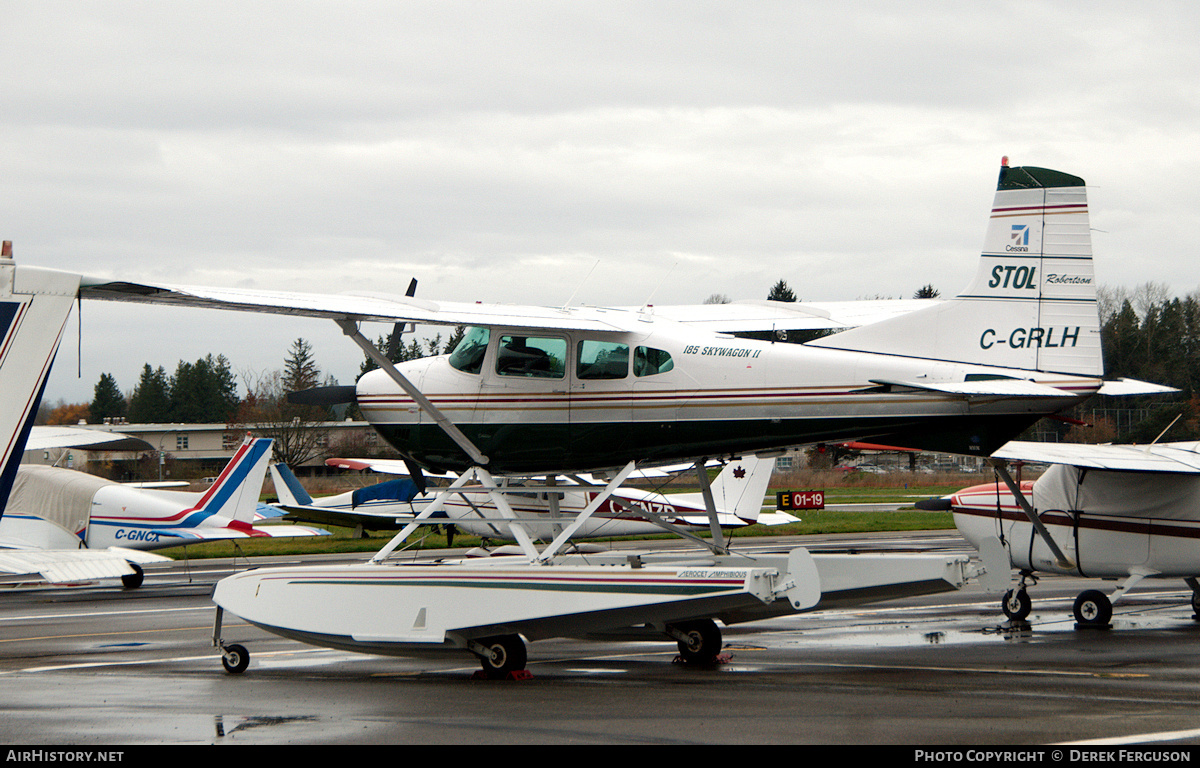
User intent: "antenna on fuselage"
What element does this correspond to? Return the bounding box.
[561,260,599,310]
[640,261,677,312]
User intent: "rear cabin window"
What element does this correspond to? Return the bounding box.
[634,347,674,376]
[448,326,490,374]
[576,340,629,380]
[496,336,566,379]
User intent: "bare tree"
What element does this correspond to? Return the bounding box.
[230,369,331,469]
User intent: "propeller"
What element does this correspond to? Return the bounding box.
[386,278,419,359]
[286,385,358,407]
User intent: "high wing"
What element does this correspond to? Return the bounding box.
[79,281,642,333]
[78,280,928,336]
[992,440,1200,473]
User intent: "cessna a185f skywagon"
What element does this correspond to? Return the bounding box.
[72,161,1151,676]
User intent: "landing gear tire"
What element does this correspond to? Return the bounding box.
[1191,590,1200,620]
[477,634,527,679]
[673,619,723,666]
[121,563,144,590]
[1002,588,1031,621]
[221,643,250,674]
[1073,589,1112,628]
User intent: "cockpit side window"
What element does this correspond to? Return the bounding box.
[576,340,629,380]
[496,335,566,379]
[448,326,490,374]
[633,346,674,376]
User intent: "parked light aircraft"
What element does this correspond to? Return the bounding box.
[0,435,329,587]
[0,243,329,587]
[937,440,1200,628]
[270,455,797,544]
[68,161,1153,676]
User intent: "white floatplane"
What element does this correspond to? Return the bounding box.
[942,438,1200,629]
[73,160,1140,675]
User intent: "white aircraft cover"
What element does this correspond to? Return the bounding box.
[9,465,108,538]
[0,548,168,583]
[1033,463,1200,521]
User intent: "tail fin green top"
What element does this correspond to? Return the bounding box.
[810,160,1102,377]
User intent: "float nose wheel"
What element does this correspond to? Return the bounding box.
[213,606,250,674]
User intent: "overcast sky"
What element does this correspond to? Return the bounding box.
[6,2,1200,405]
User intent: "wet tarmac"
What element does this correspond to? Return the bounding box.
[4,533,1200,745]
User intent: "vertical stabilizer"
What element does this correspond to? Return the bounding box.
[809,162,1102,377]
[186,437,274,524]
[269,463,314,506]
[708,455,775,523]
[0,248,81,515]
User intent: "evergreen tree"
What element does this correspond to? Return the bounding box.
[90,372,126,423]
[282,338,321,393]
[127,365,172,423]
[169,354,239,423]
[913,284,940,299]
[767,280,797,302]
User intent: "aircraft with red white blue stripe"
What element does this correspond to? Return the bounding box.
[0,243,328,587]
[0,433,328,587]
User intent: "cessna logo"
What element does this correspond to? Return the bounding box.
[1008,224,1030,252]
[988,264,1037,289]
[980,326,1080,349]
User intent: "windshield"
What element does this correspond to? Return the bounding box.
[448,326,490,374]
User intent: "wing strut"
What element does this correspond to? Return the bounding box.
[336,319,489,466]
[987,458,1075,570]
[370,470,480,563]
[369,467,553,562]
[603,493,723,553]
[696,460,728,555]
[535,461,637,563]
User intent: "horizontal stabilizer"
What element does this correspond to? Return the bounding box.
[1096,378,1180,396]
[145,524,331,542]
[868,378,1076,397]
[276,504,414,530]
